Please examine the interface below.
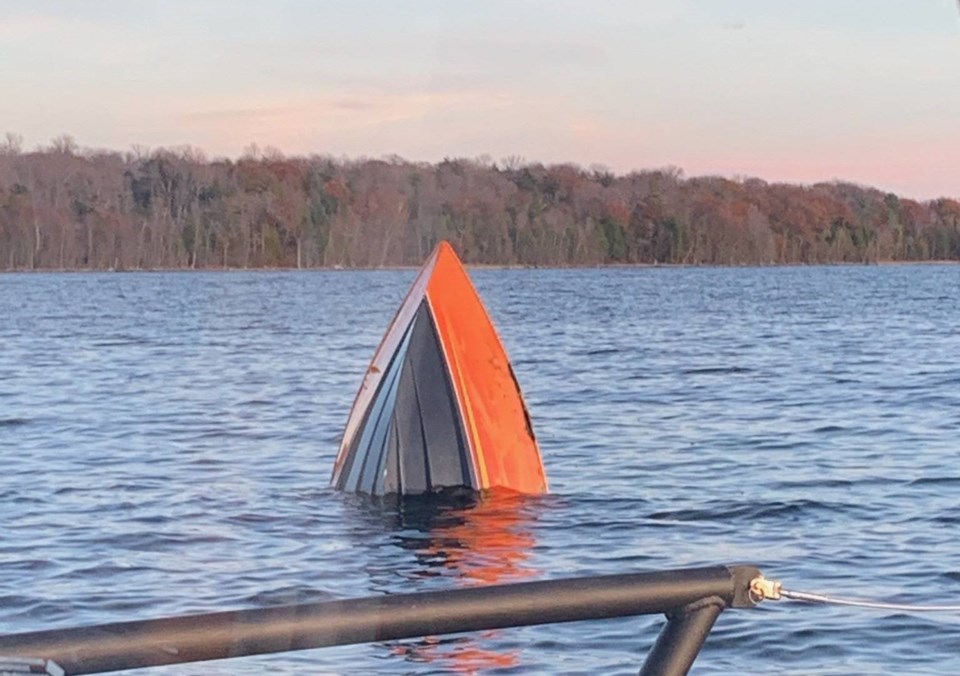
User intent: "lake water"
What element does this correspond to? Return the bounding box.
[1,264,959,675]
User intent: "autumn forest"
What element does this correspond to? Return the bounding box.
[0,134,958,270]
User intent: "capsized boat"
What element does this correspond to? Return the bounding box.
[330,241,547,496]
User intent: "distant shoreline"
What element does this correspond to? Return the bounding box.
[2,146,958,272]
[2,259,957,274]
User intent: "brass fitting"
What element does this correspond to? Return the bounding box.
[749,576,782,602]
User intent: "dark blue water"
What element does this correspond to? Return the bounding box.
[2,265,959,675]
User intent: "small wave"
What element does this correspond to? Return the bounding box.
[932,512,960,525]
[578,347,621,357]
[775,478,854,489]
[933,376,960,388]
[647,498,846,522]
[226,512,278,525]
[4,559,58,572]
[812,425,847,434]
[0,417,30,427]
[243,586,336,607]
[93,339,150,347]
[512,357,558,367]
[909,477,960,486]
[0,599,71,624]
[70,562,154,577]
[680,366,753,375]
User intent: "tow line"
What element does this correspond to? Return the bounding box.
[751,576,960,612]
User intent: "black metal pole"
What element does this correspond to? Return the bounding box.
[0,565,760,675]
[638,596,726,676]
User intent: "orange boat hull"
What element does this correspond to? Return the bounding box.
[331,242,547,495]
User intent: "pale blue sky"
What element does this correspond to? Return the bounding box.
[1,1,958,198]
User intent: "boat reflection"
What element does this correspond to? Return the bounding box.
[346,488,544,674]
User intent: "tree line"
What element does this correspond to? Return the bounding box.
[1,134,958,270]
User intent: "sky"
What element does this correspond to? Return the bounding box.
[1,0,958,199]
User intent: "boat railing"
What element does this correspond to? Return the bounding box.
[0,564,762,676]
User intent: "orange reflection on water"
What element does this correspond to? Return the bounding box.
[392,489,542,674]
[415,490,540,586]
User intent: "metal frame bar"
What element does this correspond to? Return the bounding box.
[639,596,726,676]
[0,565,760,675]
